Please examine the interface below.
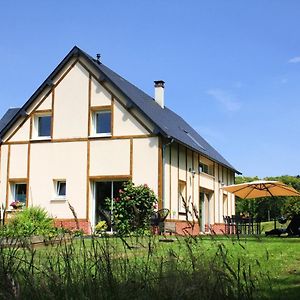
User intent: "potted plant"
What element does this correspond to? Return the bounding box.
[10,200,25,210]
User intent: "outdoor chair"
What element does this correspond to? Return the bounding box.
[150,209,170,234]
[223,216,232,234]
[223,216,229,234]
[265,214,300,237]
[277,216,287,225]
[230,215,241,234]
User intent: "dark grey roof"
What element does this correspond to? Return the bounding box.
[0,108,20,133]
[0,46,239,173]
[86,53,239,173]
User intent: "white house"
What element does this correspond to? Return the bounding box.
[0,46,239,234]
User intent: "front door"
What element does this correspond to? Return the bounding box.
[199,190,211,233]
[94,181,126,232]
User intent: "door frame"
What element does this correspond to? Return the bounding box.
[91,177,130,232]
[199,188,213,233]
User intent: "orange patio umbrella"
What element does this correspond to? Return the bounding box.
[223,180,300,199]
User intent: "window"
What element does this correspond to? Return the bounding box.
[199,162,214,176]
[93,110,111,136]
[199,163,209,174]
[95,181,126,231]
[38,115,51,137]
[11,183,27,204]
[33,113,52,138]
[54,180,66,199]
[178,181,187,214]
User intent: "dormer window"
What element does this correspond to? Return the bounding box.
[92,110,111,136]
[33,113,52,139]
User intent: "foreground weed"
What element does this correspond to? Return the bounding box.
[0,233,274,299]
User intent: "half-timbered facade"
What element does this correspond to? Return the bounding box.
[0,47,239,234]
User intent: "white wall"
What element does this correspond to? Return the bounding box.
[53,63,89,139]
[170,143,178,219]
[199,173,214,191]
[164,142,235,227]
[91,77,111,107]
[29,142,87,219]
[163,145,170,211]
[9,118,30,142]
[9,144,28,179]
[0,145,8,206]
[89,139,130,176]
[113,101,149,136]
[132,137,158,194]
[178,145,186,181]
[36,93,52,111]
[186,149,193,218]
[193,152,199,215]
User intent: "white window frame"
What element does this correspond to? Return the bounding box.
[92,110,112,137]
[32,113,52,140]
[52,180,67,201]
[178,181,187,214]
[10,182,27,205]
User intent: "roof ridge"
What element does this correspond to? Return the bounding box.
[90,58,156,102]
[0,46,239,173]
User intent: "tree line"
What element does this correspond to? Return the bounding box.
[235,175,300,221]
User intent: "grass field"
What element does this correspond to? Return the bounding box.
[260,221,291,234]
[145,234,300,299]
[196,235,300,299]
[0,234,299,299]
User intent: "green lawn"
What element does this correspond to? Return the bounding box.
[144,235,300,299]
[1,234,299,299]
[194,235,300,299]
[120,234,300,298]
[260,220,291,233]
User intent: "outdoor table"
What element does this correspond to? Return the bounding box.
[225,215,261,235]
[238,217,261,235]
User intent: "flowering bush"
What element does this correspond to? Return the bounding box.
[10,200,25,209]
[106,181,158,235]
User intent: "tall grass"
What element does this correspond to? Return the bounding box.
[0,233,270,299]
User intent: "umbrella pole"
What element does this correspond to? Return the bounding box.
[267,190,277,229]
[261,183,277,230]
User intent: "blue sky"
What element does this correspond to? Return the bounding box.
[1,0,300,178]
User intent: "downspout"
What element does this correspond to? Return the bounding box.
[162,137,174,210]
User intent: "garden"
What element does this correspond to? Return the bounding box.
[0,181,299,299]
[1,231,299,299]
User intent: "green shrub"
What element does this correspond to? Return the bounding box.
[106,181,158,235]
[3,206,54,237]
